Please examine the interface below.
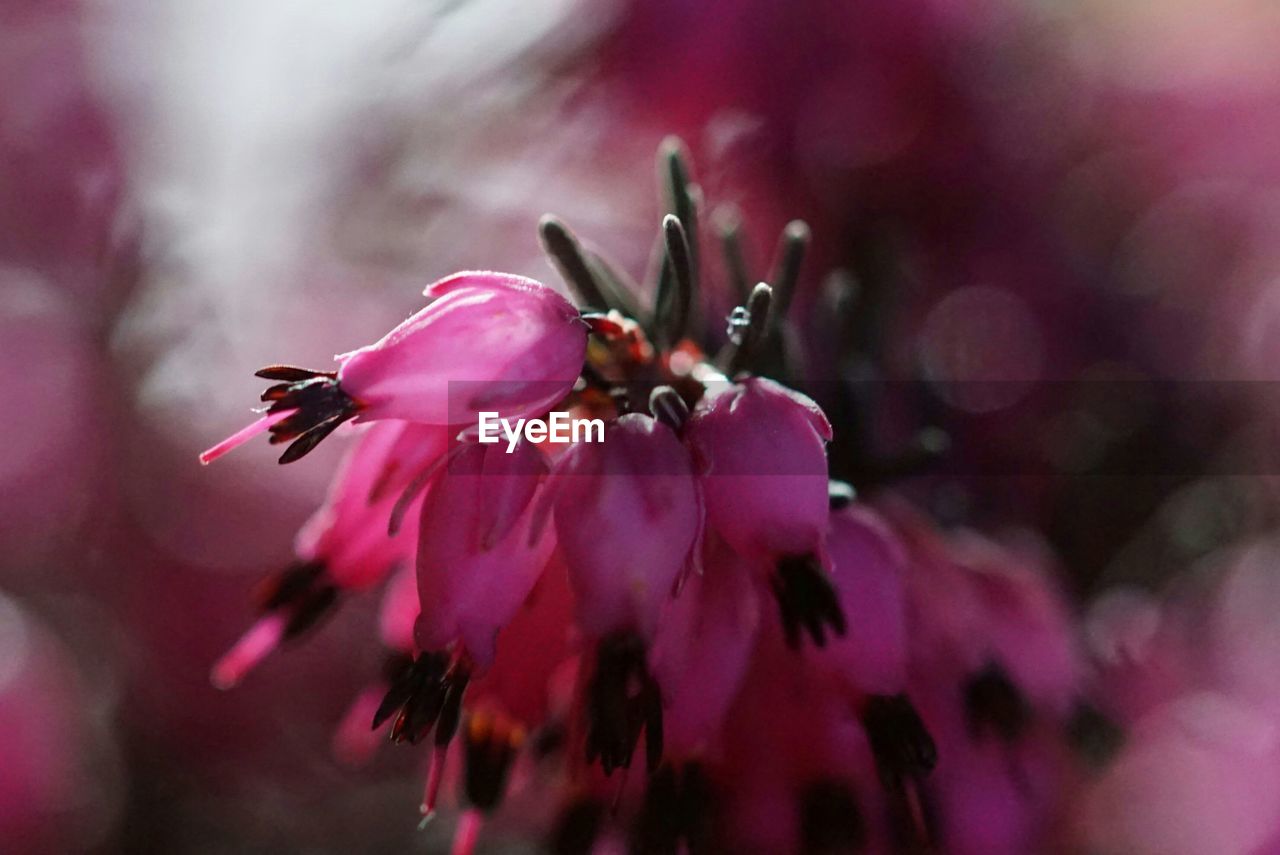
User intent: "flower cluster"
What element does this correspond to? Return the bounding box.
[203,142,1097,853]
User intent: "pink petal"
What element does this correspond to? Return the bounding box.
[650,534,762,757]
[686,378,830,561]
[553,415,699,640]
[815,506,909,695]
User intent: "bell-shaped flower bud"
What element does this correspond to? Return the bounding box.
[551,413,700,641]
[414,438,553,669]
[686,378,841,649]
[809,505,909,696]
[341,272,587,425]
[211,421,442,690]
[200,272,586,464]
[890,500,1081,716]
[296,420,450,590]
[378,563,420,656]
[684,377,832,561]
[649,533,762,759]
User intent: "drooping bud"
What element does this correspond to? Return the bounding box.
[295,421,448,590]
[685,377,832,561]
[209,421,442,690]
[341,272,587,426]
[551,413,700,640]
[861,693,938,790]
[200,272,586,464]
[414,438,552,669]
[649,534,762,758]
[809,506,909,695]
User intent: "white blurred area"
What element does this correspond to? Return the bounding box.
[85,0,649,473]
[67,0,677,584]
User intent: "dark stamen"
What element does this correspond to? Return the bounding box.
[861,694,938,790]
[650,386,690,434]
[372,653,441,730]
[254,367,361,464]
[658,136,700,286]
[724,283,773,376]
[251,561,339,640]
[771,554,847,648]
[539,215,610,312]
[389,657,450,743]
[885,778,939,854]
[1066,701,1125,770]
[276,416,347,464]
[462,713,524,812]
[256,560,326,611]
[282,585,338,638]
[584,632,664,775]
[964,662,1030,744]
[633,765,681,854]
[654,214,693,348]
[372,652,470,748]
[434,673,469,747]
[800,780,867,854]
[255,365,330,383]
[767,220,810,323]
[631,764,714,855]
[549,799,605,855]
[381,651,415,684]
[530,721,566,759]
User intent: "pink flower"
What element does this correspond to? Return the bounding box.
[296,421,450,590]
[808,505,909,697]
[875,502,1086,852]
[466,556,576,730]
[341,273,586,426]
[413,438,553,669]
[194,138,1120,855]
[648,532,762,760]
[711,618,928,854]
[552,413,699,641]
[211,421,440,689]
[887,501,1081,716]
[378,554,578,821]
[685,377,843,649]
[370,438,560,818]
[200,272,586,464]
[550,412,700,775]
[447,563,578,826]
[685,377,832,560]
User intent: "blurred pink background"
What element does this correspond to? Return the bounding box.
[6,0,1280,851]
